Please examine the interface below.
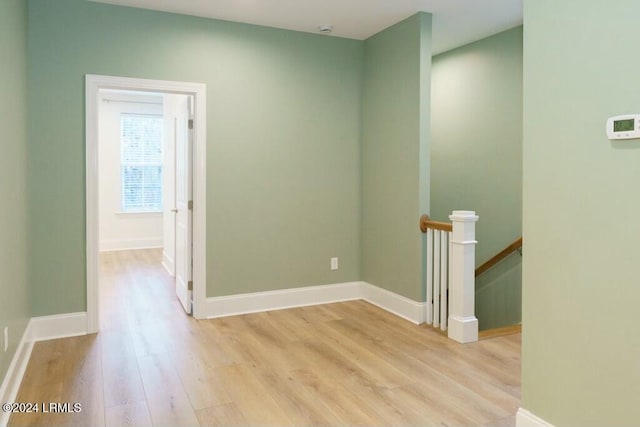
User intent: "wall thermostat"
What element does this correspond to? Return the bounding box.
[607,115,640,140]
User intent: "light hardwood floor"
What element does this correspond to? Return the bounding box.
[10,249,521,427]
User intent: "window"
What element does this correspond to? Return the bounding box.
[120,114,163,212]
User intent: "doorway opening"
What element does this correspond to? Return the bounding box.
[85,75,207,333]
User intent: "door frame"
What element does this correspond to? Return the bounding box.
[85,74,207,333]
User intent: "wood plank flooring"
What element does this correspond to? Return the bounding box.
[9,249,521,427]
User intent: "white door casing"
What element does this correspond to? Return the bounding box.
[85,74,207,333]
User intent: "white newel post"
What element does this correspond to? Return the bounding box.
[448,210,479,343]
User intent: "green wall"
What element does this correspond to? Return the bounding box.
[432,27,523,329]
[27,0,364,315]
[0,0,30,383]
[361,13,432,301]
[523,1,640,424]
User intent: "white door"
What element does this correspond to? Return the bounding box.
[162,96,178,277]
[175,96,193,314]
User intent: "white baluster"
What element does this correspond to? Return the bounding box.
[433,230,441,328]
[440,231,448,331]
[448,211,479,343]
[426,229,433,325]
[447,230,453,329]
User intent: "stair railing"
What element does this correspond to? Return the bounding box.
[475,237,523,277]
[420,211,479,343]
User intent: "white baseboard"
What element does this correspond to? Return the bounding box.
[0,321,34,427]
[361,282,426,325]
[30,312,88,342]
[204,282,362,319]
[204,281,426,325]
[99,238,162,252]
[162,250,175,276]
[448,315,479,343]
[516,408,555,427]
[0,312,89,426]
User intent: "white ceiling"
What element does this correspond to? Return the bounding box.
[90,0,522,54]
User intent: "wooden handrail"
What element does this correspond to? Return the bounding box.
[420,214,453,233]
[475,237,522,277]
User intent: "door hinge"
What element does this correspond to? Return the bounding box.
[188,200,193,210]
[188,119,194,130]
[188,280,193,291]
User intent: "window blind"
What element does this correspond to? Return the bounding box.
[121,115,163,212]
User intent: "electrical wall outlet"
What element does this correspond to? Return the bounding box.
[331,257,339,271]
[3,327,8,352]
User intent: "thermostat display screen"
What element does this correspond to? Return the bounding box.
[607,115,640,140]
[613,119,635,132]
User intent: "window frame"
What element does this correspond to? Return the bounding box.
[119,113,164,214]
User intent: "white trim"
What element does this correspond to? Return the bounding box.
[190,86,207,320]
[361,282,426,325]
[0,313,87,427]
[113,211,163,216]
[516,408,555,427]
[99,238,163,252]
[448,315,479,343]
[204,282,362,318]
[162,249,175,276]
[0,322,34,427]
[204,281,426,324]
[449,210,479,223]
[450,240,478,245]
[30,313,88,342]
[86,74,207,333]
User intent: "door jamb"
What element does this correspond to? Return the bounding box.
[85,74,207,333]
